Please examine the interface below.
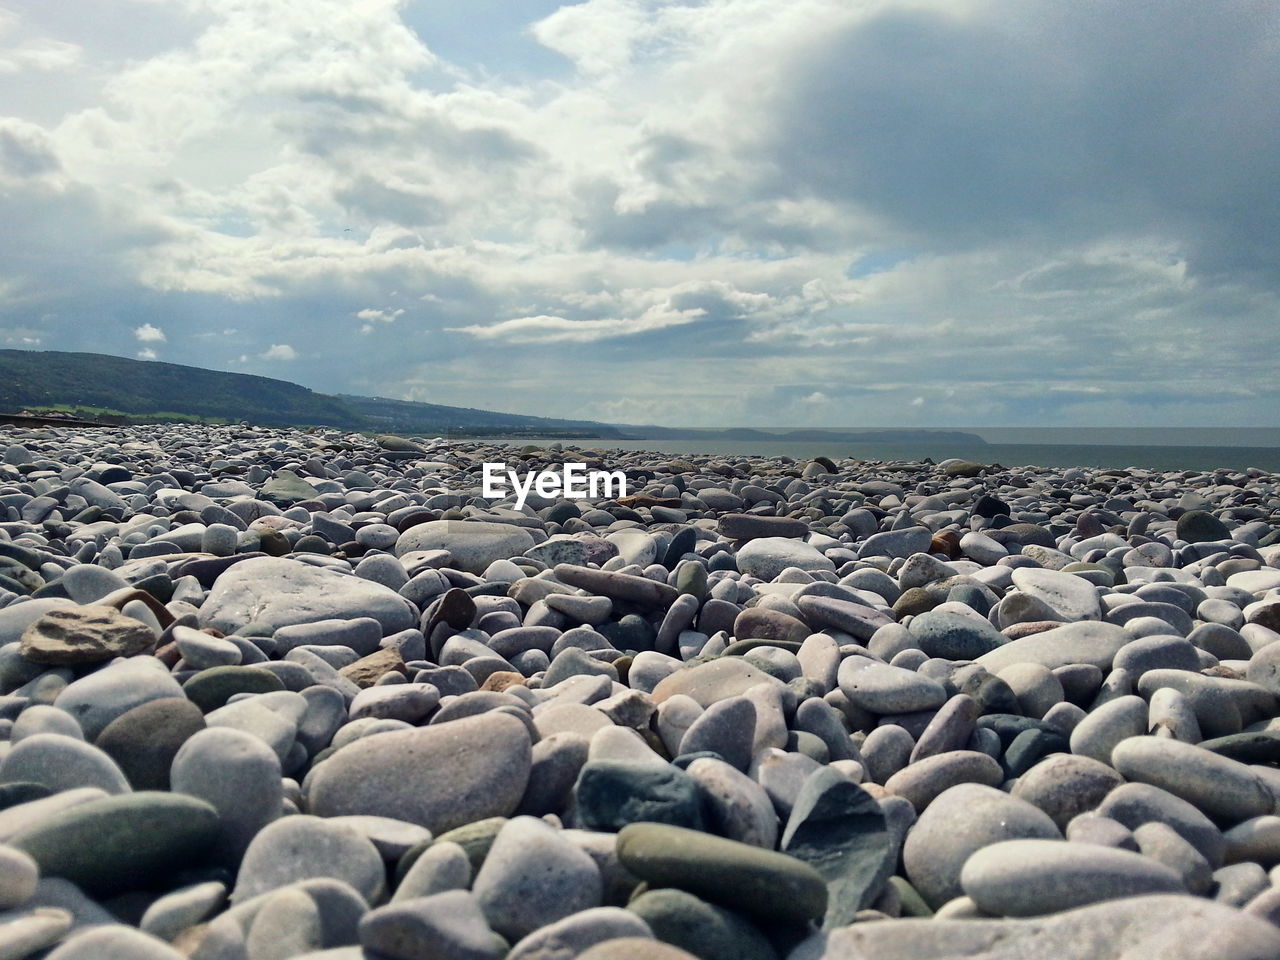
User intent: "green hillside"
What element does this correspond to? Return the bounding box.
[0,350,621,436]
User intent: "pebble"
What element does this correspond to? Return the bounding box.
[473,816,602,941]
[616,821,827,925]
[960,838,1186,916]
[307,712,532,832]
[19,605,156,664]
[2,423,1280,953]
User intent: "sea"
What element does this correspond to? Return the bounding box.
[485,428,1280,473]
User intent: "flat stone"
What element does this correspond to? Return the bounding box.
[43,925,188,959]
[1098,782,1227,867]
[961,838,1186,917]
[626,889,774,960]
[9,792,219,896]
[0,733,131,795]
[903,783,1060,910]
[359,889,505,960]
[1111,736,1274,823]
[506,907,653,960]
[651,658,786,707]
[183,665,287,713]
[233,815,385,905]
[473,816,602,941]
[395,520,536,576]
[884,750,1005,812]
[907,610,1006,660]
[976,621,1132,674]
[837,656,947,714]
[617,821,827,925]
[307,712,532,833]
[735,538,835,581]
[1012,754,1125,830]
[796,596,894,641]
[91,698,202,792]
[821,894,1280,959]
[53,658,184,739]
[0,843,39,908]
[573,761,704,832]
[553,565,679,610]
[19,605,155,664]
[198,556,415,635]
[719,514,809,541]
[1010,567,1103,621]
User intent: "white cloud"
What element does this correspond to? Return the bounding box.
[0,0,1275,427]
[262,343,296,361]
[137,346,157,360]
[133,322,166,342]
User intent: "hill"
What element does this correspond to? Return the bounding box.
[0,350,622,437]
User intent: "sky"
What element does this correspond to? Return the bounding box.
[0,0,1278,429]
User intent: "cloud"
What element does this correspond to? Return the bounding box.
[137,347,157,360]
[262,343,297,361]
[133,322,166,342]
[0,0,1275,428]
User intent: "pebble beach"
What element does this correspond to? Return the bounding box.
[2,423,1280,959]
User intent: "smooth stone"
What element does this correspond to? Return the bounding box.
[1010,567,1102,621]
[0,733,131,795]
[553,565,679,610]
[53,658,184,739]
[838,656,947,714]
[961,838,1185,916]
[173,626,242,669]
[884,751,1004,812]
[1098,781,1227,868]
[245,886,324,959]
[735,538,835,581]
[1134,821,1214,894]
[626,889,773,960]
[0,843,39,908]
[686,757,778,848]
[18,605,155,664]
[9,792,219,896]
[781,767,893,926]
[393,840,472,902]
[1068,695,1148,764]
[359,889,505,960]
[233,815,385,905]
[199,557,414,635]
[796,596,894,642]
[907,611,1005,661]
[976,621,1131,673]
[307,712,532,833]
[678,697,756,771]
[506,907,652,960]
[573,761,704,832]
[821,894,1280,959]
[616,821,827,924]
[650,658,785,707]
[1111,736,1274,823]
[43,925,187,959]
[859,526,933,560]
[396,520,536,575]
[170,726,282,865]
[1012,754,1125,830]
[0,906,74,956]
[472,816,602,941]
[183,666,287,713]
[903,783,1060,909]
[138,880,228,942]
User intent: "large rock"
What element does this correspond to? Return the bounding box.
[395,521,535,576]
[821,894,1280,959]
[976,621,1131,673]
[1010,568,1102,621]
[307,712,532,833]
[19,606,156,665]
[198,557,415,635]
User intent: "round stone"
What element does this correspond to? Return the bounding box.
[960,838,1186,917]
[307,712,532,833]
[94,697,206,791]
[616,822,827,925]
[232,815,385,905]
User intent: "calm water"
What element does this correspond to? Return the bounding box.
[491,437,1280,473]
